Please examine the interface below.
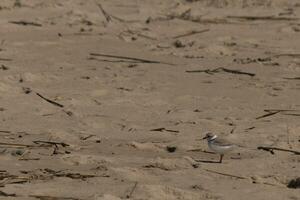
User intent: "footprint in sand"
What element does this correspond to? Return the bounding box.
[61,153,112,166]
[144,157,196,171]
[127,141,166,152]
[134,184,211,200]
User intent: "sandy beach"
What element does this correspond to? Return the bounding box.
[0,0,299,199]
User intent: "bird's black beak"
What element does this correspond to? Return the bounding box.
[202,135,208,140]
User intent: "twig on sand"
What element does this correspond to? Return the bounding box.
[186,67,255,77]
[150,127,179,133]
[43,168,108,179]
[119,29,157,40]
[264,109,299,112]
[33,141,69,156]
[9,20,42,27]
[29,195,82,200]
[88,57,139,64]
[172,29,209,39]
[0,130,11,133]
[204,67,255,76]
[0,58,12,61]
[257,146,300,155]
[126,181,138,199]
[19,157,40,161]
[0,142,33,148]
[36,92,64,108]
[204,169,248,180]
[230,126,236,134]
[89,53,175,65]
[227,15,299,21]
[80,134,96,141]
[256,109,300,119]
[95,1,136,23]
[95,2,111,23]
[33,140,69,147]
[256,110,281,119]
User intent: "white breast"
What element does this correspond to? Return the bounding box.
[208,141,234,154]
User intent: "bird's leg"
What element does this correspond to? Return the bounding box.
[219,154,224,163]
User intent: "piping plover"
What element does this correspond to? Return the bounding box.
[202,132,235,163]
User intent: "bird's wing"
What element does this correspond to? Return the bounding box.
[213,138,234,146]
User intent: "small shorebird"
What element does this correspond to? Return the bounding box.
[202,132,235,163]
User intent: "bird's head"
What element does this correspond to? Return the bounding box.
[202,132,217,141]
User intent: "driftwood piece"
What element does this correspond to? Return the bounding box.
[119,29,157,40]
[88,57,139,63]
[80,134,95,140]
[264,109,299,112]
[126,181,138,199]
[19,157,40,161]
[33,140,69,147]
[150,128,179,133]
[0,58,12,61]
[33,140,70,155]
[52,172,106,179]
[172,29,209,39]
[36,92,64,108]
[90,53,175,65]
[94,1,137,23]
[256,109,300,119]
[95,2,111,22]
[227,15,299,21]
[220,67,255,76]
[186,67,255,77]
[0,142,34,148]
[245,126,255,131]
[256,110,281,119]
[9,20,42,27]
[29,195,82,200]
[283,77,300,80]
[257,146,300,155]
[0,130,11,133]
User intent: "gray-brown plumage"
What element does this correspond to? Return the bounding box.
[202,132,235,163]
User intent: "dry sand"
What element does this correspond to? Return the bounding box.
[0,0,300,199]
